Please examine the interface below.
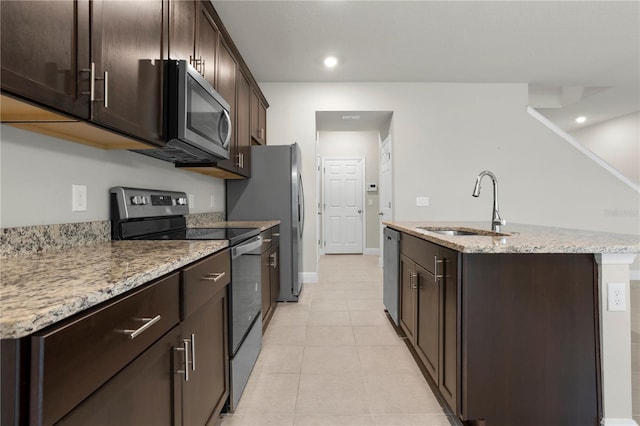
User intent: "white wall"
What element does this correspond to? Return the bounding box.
[261,82,640,276]
[318,130,380,250]
[569,111,639,185]
[0,125,225,227]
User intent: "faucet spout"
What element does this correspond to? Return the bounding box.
[472,170,506,232]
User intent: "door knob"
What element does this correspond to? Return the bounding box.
[378,212,384,216]
[357,210,362,214]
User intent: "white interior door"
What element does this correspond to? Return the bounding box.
[379,136,393,262]
[323,158,364,254]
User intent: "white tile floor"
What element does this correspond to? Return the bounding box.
[220,255,454,426]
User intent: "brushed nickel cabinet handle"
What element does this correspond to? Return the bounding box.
[103,71,108,108]
[270,252,278,268]
[410,272,418,289]
[123,315,161,339]
[190,333,196,371]
[174,338,190,381]
[263,238,272,243]
[273,233,280,237]
[201,271,226,282]
[434,256,445,281]
[80,62,95,101]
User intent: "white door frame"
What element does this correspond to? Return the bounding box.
[379,135,393,266]
[320,156,366,255]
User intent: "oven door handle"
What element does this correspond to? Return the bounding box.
[231,236,263,258]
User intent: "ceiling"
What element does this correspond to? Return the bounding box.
[212,0,639,132]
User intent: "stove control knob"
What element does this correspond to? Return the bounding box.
[140,196,149,205]
[131,195,144,205]
[176,197,188,206]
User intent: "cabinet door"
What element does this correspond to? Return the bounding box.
[213,38,238,172]
[91,0,165,145]
[197,2,219,88]
[57,326,180,426]
[250,89,267,144]
[235,70,252,177]
[181,288,229,426]
[415,264,439,384]
[399,255,415,341]
[438,248,458,413]
[169,0,196,62]
[0,0,90,119]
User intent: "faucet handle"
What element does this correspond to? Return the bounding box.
[500,219,507,226]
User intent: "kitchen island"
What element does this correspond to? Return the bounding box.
[384,221,639,426]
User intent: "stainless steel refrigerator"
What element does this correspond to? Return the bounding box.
[226,143,304,302]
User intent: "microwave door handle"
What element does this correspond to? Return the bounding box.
[220,109,232,149]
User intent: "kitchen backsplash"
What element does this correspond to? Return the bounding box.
[0,212,225,257]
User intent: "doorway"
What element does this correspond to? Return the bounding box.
[322,157,365,254]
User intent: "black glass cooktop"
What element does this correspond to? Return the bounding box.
[139,227,260,246]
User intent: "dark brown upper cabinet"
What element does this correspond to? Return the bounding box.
[0,0,90,119]
[90,0,166,145]
[168,0,218,88]
[1,0,166,147]
[251,88,267,145]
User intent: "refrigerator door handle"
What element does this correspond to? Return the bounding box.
[299,175,305,236]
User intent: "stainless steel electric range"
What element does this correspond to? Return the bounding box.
[110,186,262,412]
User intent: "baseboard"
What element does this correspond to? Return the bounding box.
[601,418,639,426]
[301,272,318,283]
[364,248,380,256]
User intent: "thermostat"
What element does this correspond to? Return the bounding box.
[367,183,378,192]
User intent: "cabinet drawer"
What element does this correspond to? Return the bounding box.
[400,233,440,273]
[31,273,180,426]
[182,249,230,319]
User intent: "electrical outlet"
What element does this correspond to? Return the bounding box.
[188,193,195,208]
[607,282,626,312]
[416,196,429,207]
[72,185,87,212]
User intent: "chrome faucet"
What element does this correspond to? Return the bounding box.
[472,170,506,232]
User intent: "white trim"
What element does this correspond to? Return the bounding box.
[527,106,640,193]
[630,269,640,281]
[595,253,638,265]
[364,248,380,256]
[601,419,639,426]
[301,272,318,283]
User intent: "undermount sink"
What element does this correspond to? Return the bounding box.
[417,226,509,237]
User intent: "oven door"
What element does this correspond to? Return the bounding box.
[229,235,263,355]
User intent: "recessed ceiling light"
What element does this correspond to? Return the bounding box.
[575,116,587,123]
[324,56,338,68]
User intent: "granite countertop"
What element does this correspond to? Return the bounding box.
[384,221,640,254]
[0,239,228,340]
[0,219,281,339]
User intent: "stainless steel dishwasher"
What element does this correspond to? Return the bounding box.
[383,227,401,326]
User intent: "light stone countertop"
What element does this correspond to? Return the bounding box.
[0,240,228,340]
[0,220,280,339]
[384,221,640,254]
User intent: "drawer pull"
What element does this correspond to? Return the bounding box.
[263,238,272,243]
[201,272,226,282]
[273,233,280,237]
[122,315,161,340]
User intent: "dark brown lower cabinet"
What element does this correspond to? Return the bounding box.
[57,326,181,426]
[260,226,280,331]
[180,288,229,426]
[397,231,601,426]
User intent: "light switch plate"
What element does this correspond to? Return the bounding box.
[607,282,626,312]
[188,193,195,208]
[416,196,429,207]
[72,185,87,212]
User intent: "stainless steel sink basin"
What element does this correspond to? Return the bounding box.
[417,227,509,237]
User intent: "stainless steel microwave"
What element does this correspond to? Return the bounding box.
[132,60,231,164]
